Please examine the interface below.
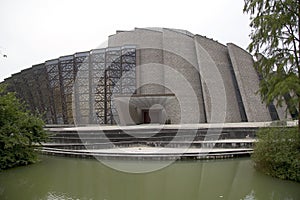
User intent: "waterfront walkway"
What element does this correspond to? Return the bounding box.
[46,121,297,132]
[42,122,294,160]
[41,121,297,160]
[41,145,254,160]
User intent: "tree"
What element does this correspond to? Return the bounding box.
[0,84,48,170]
[243,0,300,132]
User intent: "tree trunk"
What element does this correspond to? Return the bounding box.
[298,0,300,134]
[298,100,300,133]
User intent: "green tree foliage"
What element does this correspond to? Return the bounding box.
[252,127,300,182]
[0,84,48,170]
[243,0,300,131]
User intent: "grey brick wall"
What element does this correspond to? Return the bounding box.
[195,36,241,122]
[227,43,271,122]
[108,28,290,124]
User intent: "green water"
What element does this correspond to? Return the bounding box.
[0,156,299,200]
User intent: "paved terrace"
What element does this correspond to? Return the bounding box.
[41,121,297,160]
[46,121,297,132]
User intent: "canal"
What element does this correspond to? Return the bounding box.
[0,156,299,200]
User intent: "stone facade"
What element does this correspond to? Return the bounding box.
[3,27,292,125]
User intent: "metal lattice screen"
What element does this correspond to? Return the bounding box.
[5,46,136,125]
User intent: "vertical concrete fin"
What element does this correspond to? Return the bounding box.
[162,29,206,123]
[195,36,242,123]
[227,43,271,122]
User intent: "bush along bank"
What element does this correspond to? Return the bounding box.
[252,127,300,182]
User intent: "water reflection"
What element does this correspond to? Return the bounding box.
[0,156,299,200]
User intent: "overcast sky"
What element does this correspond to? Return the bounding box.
[0,0,251,82]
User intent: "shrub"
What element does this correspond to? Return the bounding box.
[252,127,300,182]
[0,84,48,170]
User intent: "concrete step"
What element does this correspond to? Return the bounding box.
[40,146,253,160]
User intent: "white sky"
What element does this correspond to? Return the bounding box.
[0,0,251,82]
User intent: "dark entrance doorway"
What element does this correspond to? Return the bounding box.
[142,109,162,124]
[143,110,151,124]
